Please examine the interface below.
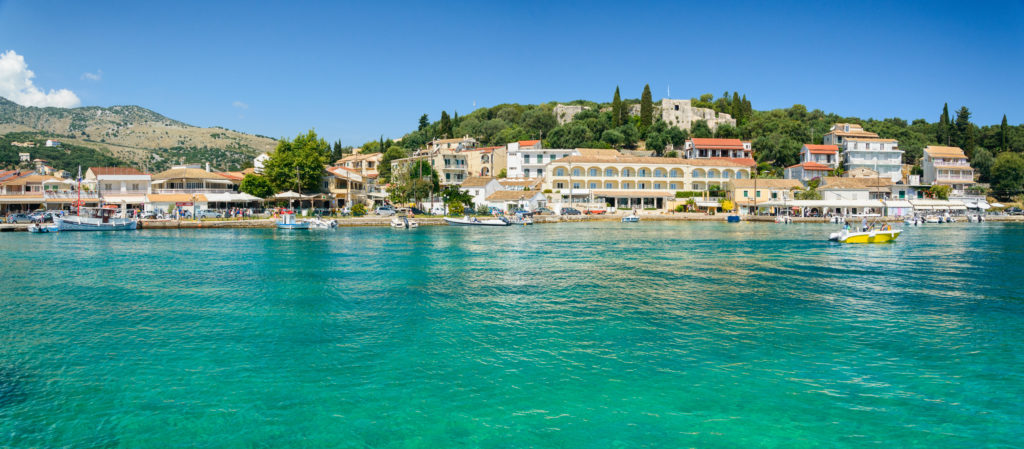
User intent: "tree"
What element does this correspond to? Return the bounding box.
[497,168,507,179]
[929,184,951,200]
[522,108,557,136]
[547,122,593,148]
[955,106,975,157]
[351,203,367,216]
[262,129,330,193]
[441,185,473,207]
[938,103,951,145]
[991,152,1024,198]
[439,111,452,138]
[690,120,713,138]
[396,158,439,206]
[378,145,408,183]
[972,147,994,182]
[601,129,625,147]
[238,174,275,198]
[611,86,624,127]
[418,114,429,131]
[639,84,653,134]
[1000,114,1009,152]
[730,92,742,122]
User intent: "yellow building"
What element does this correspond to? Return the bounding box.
[543,154,753,209]
[728,178,803,214]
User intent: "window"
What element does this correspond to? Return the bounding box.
[605,182,614,189]
[572,182,580,189]
[104,183,112,191]
[623,168,633,177]
[550,154,557,162]
[605,169,615,177]
[131,183,140,191]
[756,191,761,197]
[556,182,564,189]
[524,169,530,177]
[669,183,677,190]
[638,169,647,177]
[654,183,662,189]
[639,183,646,189]
[556,168,565,176]
[523,155,530,164]
[589,168,598,176]
[743,191,748,197]
[446,173,451,181]
[692,170,703,178]
[538,169,543,176]
[772,192,778,199]
[572,168,581,176]
[589,182,597,189]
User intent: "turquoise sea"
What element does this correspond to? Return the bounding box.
[1,222,1022,448]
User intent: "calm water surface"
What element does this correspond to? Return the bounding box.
[1,222,1022,448]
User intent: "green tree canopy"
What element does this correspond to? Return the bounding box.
[690,120,713,138]
[639,84,653,134]
[238,174,275,198]
[611,87,624,127]
[262,129,330,193]
[972,147,994,182]
[991,152,1024,199]
[378,145,409,183]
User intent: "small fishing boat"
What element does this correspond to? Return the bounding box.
[726,215,741,223]
[444,216,510,226]
[829,226,901,243]
[511,212,533,225]
[621,214,639,223]
[276,211,310,229]
[774,215,792,224]
[391,216,419,228]
[56,206,138,231]
[28,223,60,233]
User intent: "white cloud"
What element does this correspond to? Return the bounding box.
[0,50,80,108]
[81,69,102,81]
[232,101,248,110]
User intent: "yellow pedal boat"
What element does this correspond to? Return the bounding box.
[828,229,901,243]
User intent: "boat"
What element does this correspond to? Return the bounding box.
[28,223,60,233]
[511,212,533,225]
[391,216,419,228]
[726,215,741,223]
[276,210,310,229]
[309,217,338,229]
[621,214,639,223]
[828,226,902,243]
[925,216,941,224]
[56,206,138,231]
[774,215,792,224]
[444,216,510,226]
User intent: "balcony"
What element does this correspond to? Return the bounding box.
[44,191,100,199]
[154,188,235,194]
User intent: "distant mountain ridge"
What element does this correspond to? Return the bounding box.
[0,97,277,172]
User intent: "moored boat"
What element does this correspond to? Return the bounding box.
[56,206,138,231]
[391,216,419,228]
[444,216,510,226]
[276,211,310,229]
[309,217,338,229]
[622,214,639,223]
[28,223,60,233]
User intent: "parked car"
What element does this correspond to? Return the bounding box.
[141,211,159,219]
[510,208,534,217]
[6,213,33,224]
[532,207,555,216]
[1007,207,1023,215]
[196,210,222,219]
[560,207,582,216]
[375,205,396,216]
[409,207,428,215]
[28,211,57,222]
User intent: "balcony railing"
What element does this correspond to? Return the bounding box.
[154,188,236,194]
[44,191,100,199]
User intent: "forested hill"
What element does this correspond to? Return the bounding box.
[0,97,278,172]
[376,91,1022,181]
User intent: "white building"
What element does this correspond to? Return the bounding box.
[683,138,753,160]
[785,144,839,181]
[822,123,879,146]
[922,145,974,196]
[506,140,568,179]
[45,139,61,147]
[460,176,502,208]
[253,153,270,174]
[85,167,152,209]
[841,137,903,183]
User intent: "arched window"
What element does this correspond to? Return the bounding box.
[589,168,598,176]
[623,168,633,177]
[556,168,565,176]
[572,168,581,177]
[692,169,705,178]
[605,168,615,177]
[670,169,682,178]
[638,168,648,177]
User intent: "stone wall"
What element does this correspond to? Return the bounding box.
[660,99,736,132]
[553,104,589,125]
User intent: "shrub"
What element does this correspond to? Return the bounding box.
[448,201,465,216]
[352,203,366,217]
[674,204,685,212]
[475,204,489,215]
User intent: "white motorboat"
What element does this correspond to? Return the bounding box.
[391,216,419,228]
[309,217,338,229]
[622,214,639,223]
[28,223,60,233]
[774,215,792,224]
[56,206,138,231]
[444,216,510,226]
[925,216,941,224]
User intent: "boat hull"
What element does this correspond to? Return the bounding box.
[277,222,311,229]
[622,216,639,223]
[28,224,60,233]
[830,230,901,243]
[56,218,138,231]
[444,217,510,226]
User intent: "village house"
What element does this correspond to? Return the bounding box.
[728,179,803,215]
[459,176,502,208]
[922,145,975,196]
[785,144,840,181]
[85,167,152,210]
[505,140,573,179]
[683,138,753,161]
[426,135,478,152]
[464,146,507,178]
[822,124,903,183]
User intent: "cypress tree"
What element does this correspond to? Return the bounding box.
[741,94,752,124]
[731,92,742,122]
[955,106,972,154]
[938,103,950,145]
[439,111,452,138]
[418,114,429,131]
[612,86,624,127]
[1000,114,1009,152]
[639,84,653,134]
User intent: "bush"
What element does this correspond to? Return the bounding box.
[674,191,704,198]
[352,203,366,217]
[475,204,489,215]
[448,201,465,216]
[674,204,685,212]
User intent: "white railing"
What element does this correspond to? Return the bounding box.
[44,191,100,199]
[155,188,235,194]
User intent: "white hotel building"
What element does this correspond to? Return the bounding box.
[823,123,903,183]
[505,140,577,179]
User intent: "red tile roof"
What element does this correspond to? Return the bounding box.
[690,138,745,150]
[517,140,541,146]
[803,145,839,154]
[787,162,832,170]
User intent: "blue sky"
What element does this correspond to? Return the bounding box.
[1,0,1022,145]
